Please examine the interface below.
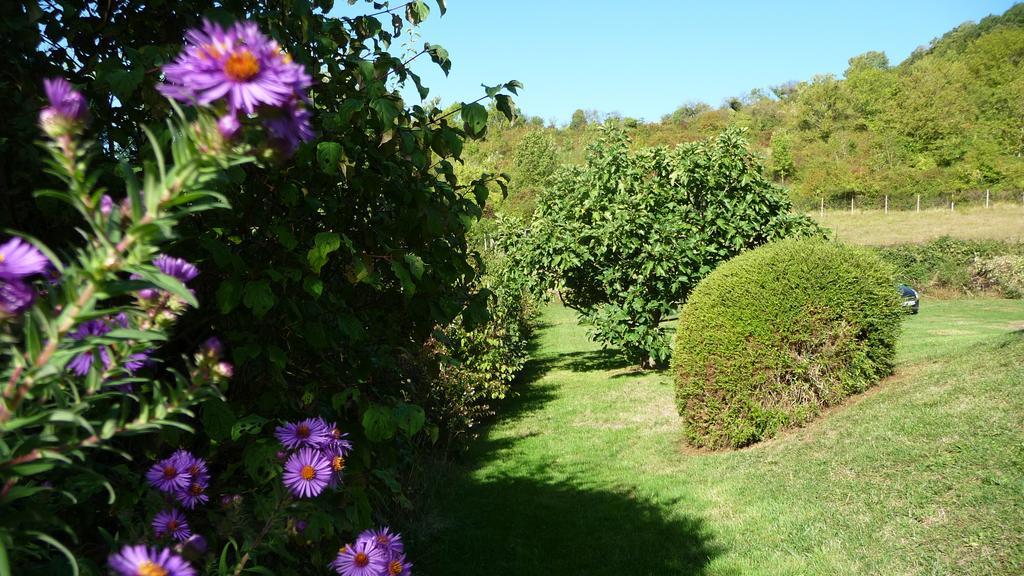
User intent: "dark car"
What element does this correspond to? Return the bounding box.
[899,284,919,314]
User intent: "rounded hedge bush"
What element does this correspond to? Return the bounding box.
[673,238,903,448]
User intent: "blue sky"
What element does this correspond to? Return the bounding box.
[334,1,1018,124]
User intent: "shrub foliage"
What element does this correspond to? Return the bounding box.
[517,127,816,366]
[673,238,903,448]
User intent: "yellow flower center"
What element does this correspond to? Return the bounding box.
[138,561,169,576]
[167,519,178,531]
[388,560,403,575]
[376,534,389,545]
[162,466,177,479]
[296,424,310,438]
[224,50,260,81]
[332,456,345,472]
[0,253,5,263]
[189,483,204,495]
[354,552,369,567]
[300,464,315,480]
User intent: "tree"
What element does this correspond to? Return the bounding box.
[516,128,817,367]
[569,108,587,130]
[771,131,795,184]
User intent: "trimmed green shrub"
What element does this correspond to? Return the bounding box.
[673,238,903,448]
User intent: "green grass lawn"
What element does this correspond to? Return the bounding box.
[409,299,1024,575]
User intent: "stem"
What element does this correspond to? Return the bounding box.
[363,1,413,18]
[232,496,290,576]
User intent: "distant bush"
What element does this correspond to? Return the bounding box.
[423,217,536,447]
[673,238,903,448]
[972,255,1024,298]
[876,236,1024,295]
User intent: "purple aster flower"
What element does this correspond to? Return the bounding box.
[124,350,153,374]
[293,518,308,533]
[100,194,115,216]
[275,418,329,449]
[155,255,199,283]
[264,99,314,155]
[175,480,209,510]
[0,237,50,280]
[39,78,88,137]
[67,319,113,376]
[357,526,404,558]
[108,544,196,576]
[384,554,412,576]
[180,534,208,557]
[282,447,331,498]
[217,114,241,139]
[146,453,192,494]
[137,255,199,300]
[159,20,311,115]
[153,508,192,542]
[201,337,224,357]
[317,420,353,455]
[0,279,35,317]
[330,540,387,576]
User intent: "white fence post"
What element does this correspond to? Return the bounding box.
[916,194,921,213]
[884,195,888,214]
[820,197,824,218]
[986,188,990,208]
[850,196,854,213]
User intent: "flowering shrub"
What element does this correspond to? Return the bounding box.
[0,13,449,574]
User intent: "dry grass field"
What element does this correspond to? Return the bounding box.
[811,204,1024,246]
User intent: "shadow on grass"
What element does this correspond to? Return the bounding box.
[559,347,634,373]
[413,472,721,576]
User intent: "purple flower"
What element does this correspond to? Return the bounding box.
[317,420,353,455]
[331,537,387,573]
[282,447,331,498]
[0,280,35,317]
[200,337,224,357]
[275,418,329,449]
[384,554,412,576]
[171,452,210,509]
[330,540,387,576]
[357,526,404,558]
[153,508,192,542]
[159,20,311,115]
[39,78,87,137]
[108,544,196,576]
[146,453,192,494]
[137,255,199,300]
[214,361,234,379]
[0,237,50,280]
[124,350,153,374]
[217,114,241,139]
[100,194,115,216]
[264,99,314,155]
[180,534,208,557]
[67,319,113,376]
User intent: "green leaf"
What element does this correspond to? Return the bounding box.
[242,281,275,318]
[394,403,426,436]
[316,142,343,175]
[405,0,429,24]
[425,43,451,75]
[362,403,398,442]
[130,268,199,307]
[403,253,425,279]
[370,98,400,128]
[435,0,447,15]
[29,532,78,576]
[103,328,167,342]
[217,279,243,314]
[307,232,342,274]
[461,102,487,136]
[303,276,324,298]
[495,94,515,121]
[202,398,235,442]
[390,259,415,296]
[231,414,268,441]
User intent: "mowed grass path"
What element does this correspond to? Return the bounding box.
[411,299,1024,575]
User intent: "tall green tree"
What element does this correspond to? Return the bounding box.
[517,128,816,366]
